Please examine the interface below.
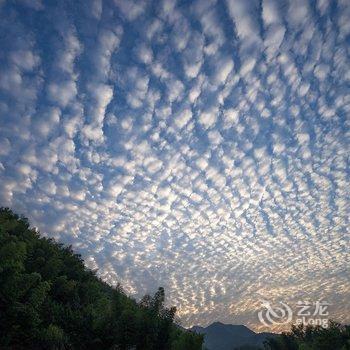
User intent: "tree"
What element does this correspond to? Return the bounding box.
[264,322,350,350]
[0,208,203,350]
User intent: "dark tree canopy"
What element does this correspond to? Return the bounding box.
[263,322,350,350]
[0,208,203,350]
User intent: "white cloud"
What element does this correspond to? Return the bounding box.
[90,0,102,19]
[262,0,279,26]
[11,50,40,71]
[226,0,261,50]
[208,130,223,145]
[240,57,256,76]
[136,43,153,64]
[0,137,11,156]
[223,108,239,129]
[1,0,349,334]
[174,108,192,129]
[213,57,234,85]
[47,81,77,108]
[57,32,82,74]
[88,83,114,123]
[114,0,146,21]
[287,0,310,27]
[199,109,218,129]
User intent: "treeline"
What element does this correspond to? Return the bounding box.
[263,322,350,350]
[0,208,203,350]
[233,322,350,350]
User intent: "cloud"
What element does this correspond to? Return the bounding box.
[47,81,77,108]
[114,0,147,22]
[199,108,218,129]
[0,0,349,334]
[136,43,153,65]
[174,108,192,129]
[213,57,234,85]
[11,49,40,71]
[226,0,261,51]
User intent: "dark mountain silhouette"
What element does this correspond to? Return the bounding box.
[191,321,275,350]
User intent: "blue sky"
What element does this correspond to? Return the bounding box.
[0,0,349,331]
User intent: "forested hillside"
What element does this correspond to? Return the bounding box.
[0,208,203,350]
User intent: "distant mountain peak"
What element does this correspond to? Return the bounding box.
[191,322,274,350]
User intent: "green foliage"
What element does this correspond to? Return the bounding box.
[264,322,350,350]
[170,328,204,350]
[0,208,203,350]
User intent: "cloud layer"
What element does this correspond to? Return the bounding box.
[0,0,349,331]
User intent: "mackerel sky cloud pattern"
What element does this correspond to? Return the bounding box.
[0,0,349,331]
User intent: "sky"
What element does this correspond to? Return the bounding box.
[0,0,349,332]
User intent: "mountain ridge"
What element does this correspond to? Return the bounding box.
[191,322,275,350]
